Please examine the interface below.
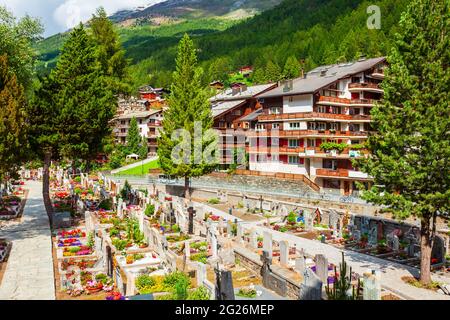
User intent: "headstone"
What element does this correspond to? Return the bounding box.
[263,231,273,258]
[236,223,243,242]
[304,210,313,231]
[227,221,233,237]
[185,241,191,259]
[393,235,399,251]
[117,198,123,217]
[196,262,207,287]
[188,207,195,235]
[363,270,381,300]
[368,225,378,246]
[279,240,289,266]
[299,268,323,300]
[329,210,339,233]
[262,201,271,212]
[210,224,218,259]
[53,212,71,229]
[280,205,289,217]
[295,255,306,274]
[215,268,235,300]
[315,254,328,283]
[250,229,258,249]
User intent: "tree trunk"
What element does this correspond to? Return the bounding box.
[43,150,54,224]
[419,217,433,285]
[184,176,190,200]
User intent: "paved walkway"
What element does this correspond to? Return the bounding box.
[0,181,55,300]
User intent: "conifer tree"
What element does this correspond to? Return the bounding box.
[265,60,282,82]
[51,24,116,168]
[283,55,301,79]
[158,34,217,199]
[126,117,141,155]
[357,0,449,285]
[0,54,28,189]
[90,7,129,93]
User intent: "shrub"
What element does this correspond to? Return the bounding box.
[98,199,112,210]
[208,198,220,205]
[163,271,190,291]
[145,204,155,217]
[187,286,210,300]
[287,212,297,224]
[171,224,181,233]
[136,274,156,292]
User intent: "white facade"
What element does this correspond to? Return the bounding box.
[283,94,313,113]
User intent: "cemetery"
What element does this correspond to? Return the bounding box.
[1,168,448,300]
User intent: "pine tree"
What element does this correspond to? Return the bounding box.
[357,0,450,285]
[0,54,28,189]
[265,60,282,82]
[157,34,217,199]
[283,55,301,79]
[52,24,116,168]
[90,7,129,94]
[126,117,142,155]
[138,136,148,160]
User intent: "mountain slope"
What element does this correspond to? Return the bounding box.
[110,0,283,22]
[35,0,409,90]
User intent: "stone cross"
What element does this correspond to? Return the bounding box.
[215,268,235,300]
[363,270,381,300]
[315,254,328,284]
[299,268,323,300]
[279,240,289,266]
[263,231,273,258]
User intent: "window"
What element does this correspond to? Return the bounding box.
[349,124,360,132]
[234,109,242,116]
[288,155,299,164]
[352,77,361,83]
[256,124,265,131]
[272,123,280,129]
[139,119,143,124]
[289,122,301,129]
[317,105,327,113]
[307,139,316,147]
[351,140,360,145]
[350,108,360,115]
[317,122,326,131]
[271,154,279,162]
[269,107,282,115]
[329,123,340,131]
[288,139,299,148]
[120,120,125,125]
[323,159,338,170]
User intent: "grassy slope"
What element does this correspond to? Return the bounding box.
[115,159,160,175]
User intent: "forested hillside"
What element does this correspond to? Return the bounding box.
[35,0,409,91]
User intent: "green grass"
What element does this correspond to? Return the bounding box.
[114,159,160,176]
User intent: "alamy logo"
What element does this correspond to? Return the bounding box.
[367,5,381,30]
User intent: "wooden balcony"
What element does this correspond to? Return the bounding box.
[348,82,383,93]
[316,168,349,178]
[317,96,351,106]
[248,129,369,138]
[258,111,371,122]
[371,68,385,79]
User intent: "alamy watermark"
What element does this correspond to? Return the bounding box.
[367,5,381,29]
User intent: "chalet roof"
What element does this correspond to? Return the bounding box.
[238,108,263,122]
[211,99,246,118]
[258,57,386,98]
[210,83,276,102]
[114,109,161,121]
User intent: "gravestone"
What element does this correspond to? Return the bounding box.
[262,201,271,212]
[53,212,71,229]
[196,262,207,287]
[368,226,378,246]
[393,235,400,251]
[227,221,233,237]
[188,207,196,235]
[185,241,191,259]
[210,224,218,259]
[250,229,258,249]
[279,240,289,266]
[280,205,289,217]
[304,210,313,231]
[295,255,306,274]
[363,270,381,300]
[117,198,123,217]
[215,268,235,300]
[299,268,323,300]
[329,210,339,233]
[353,230,361,241]
[432,235,446,264]
[315,254,328,283]
[236,223,243,242]
[263,231,273,258]
[360,216,370,235]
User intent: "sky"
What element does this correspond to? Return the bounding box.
[0,0,164,37]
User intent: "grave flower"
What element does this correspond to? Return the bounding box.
[106,292,125,300]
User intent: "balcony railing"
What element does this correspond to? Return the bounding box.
[316,168,349,177]
[248,129,370,138]
[258,111,371,122]
[317,96,350,105]
[348,82,382,91]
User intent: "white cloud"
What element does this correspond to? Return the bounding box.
[0,0,165,37]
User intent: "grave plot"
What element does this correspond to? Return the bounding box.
[54,227,96,259]
[106,217,149,252]
[0,239,12,284]
[0,192,27,220]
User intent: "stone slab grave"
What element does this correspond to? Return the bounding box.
[299,268,323,300]
[314,254,329,284]
[363,270,381,300]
